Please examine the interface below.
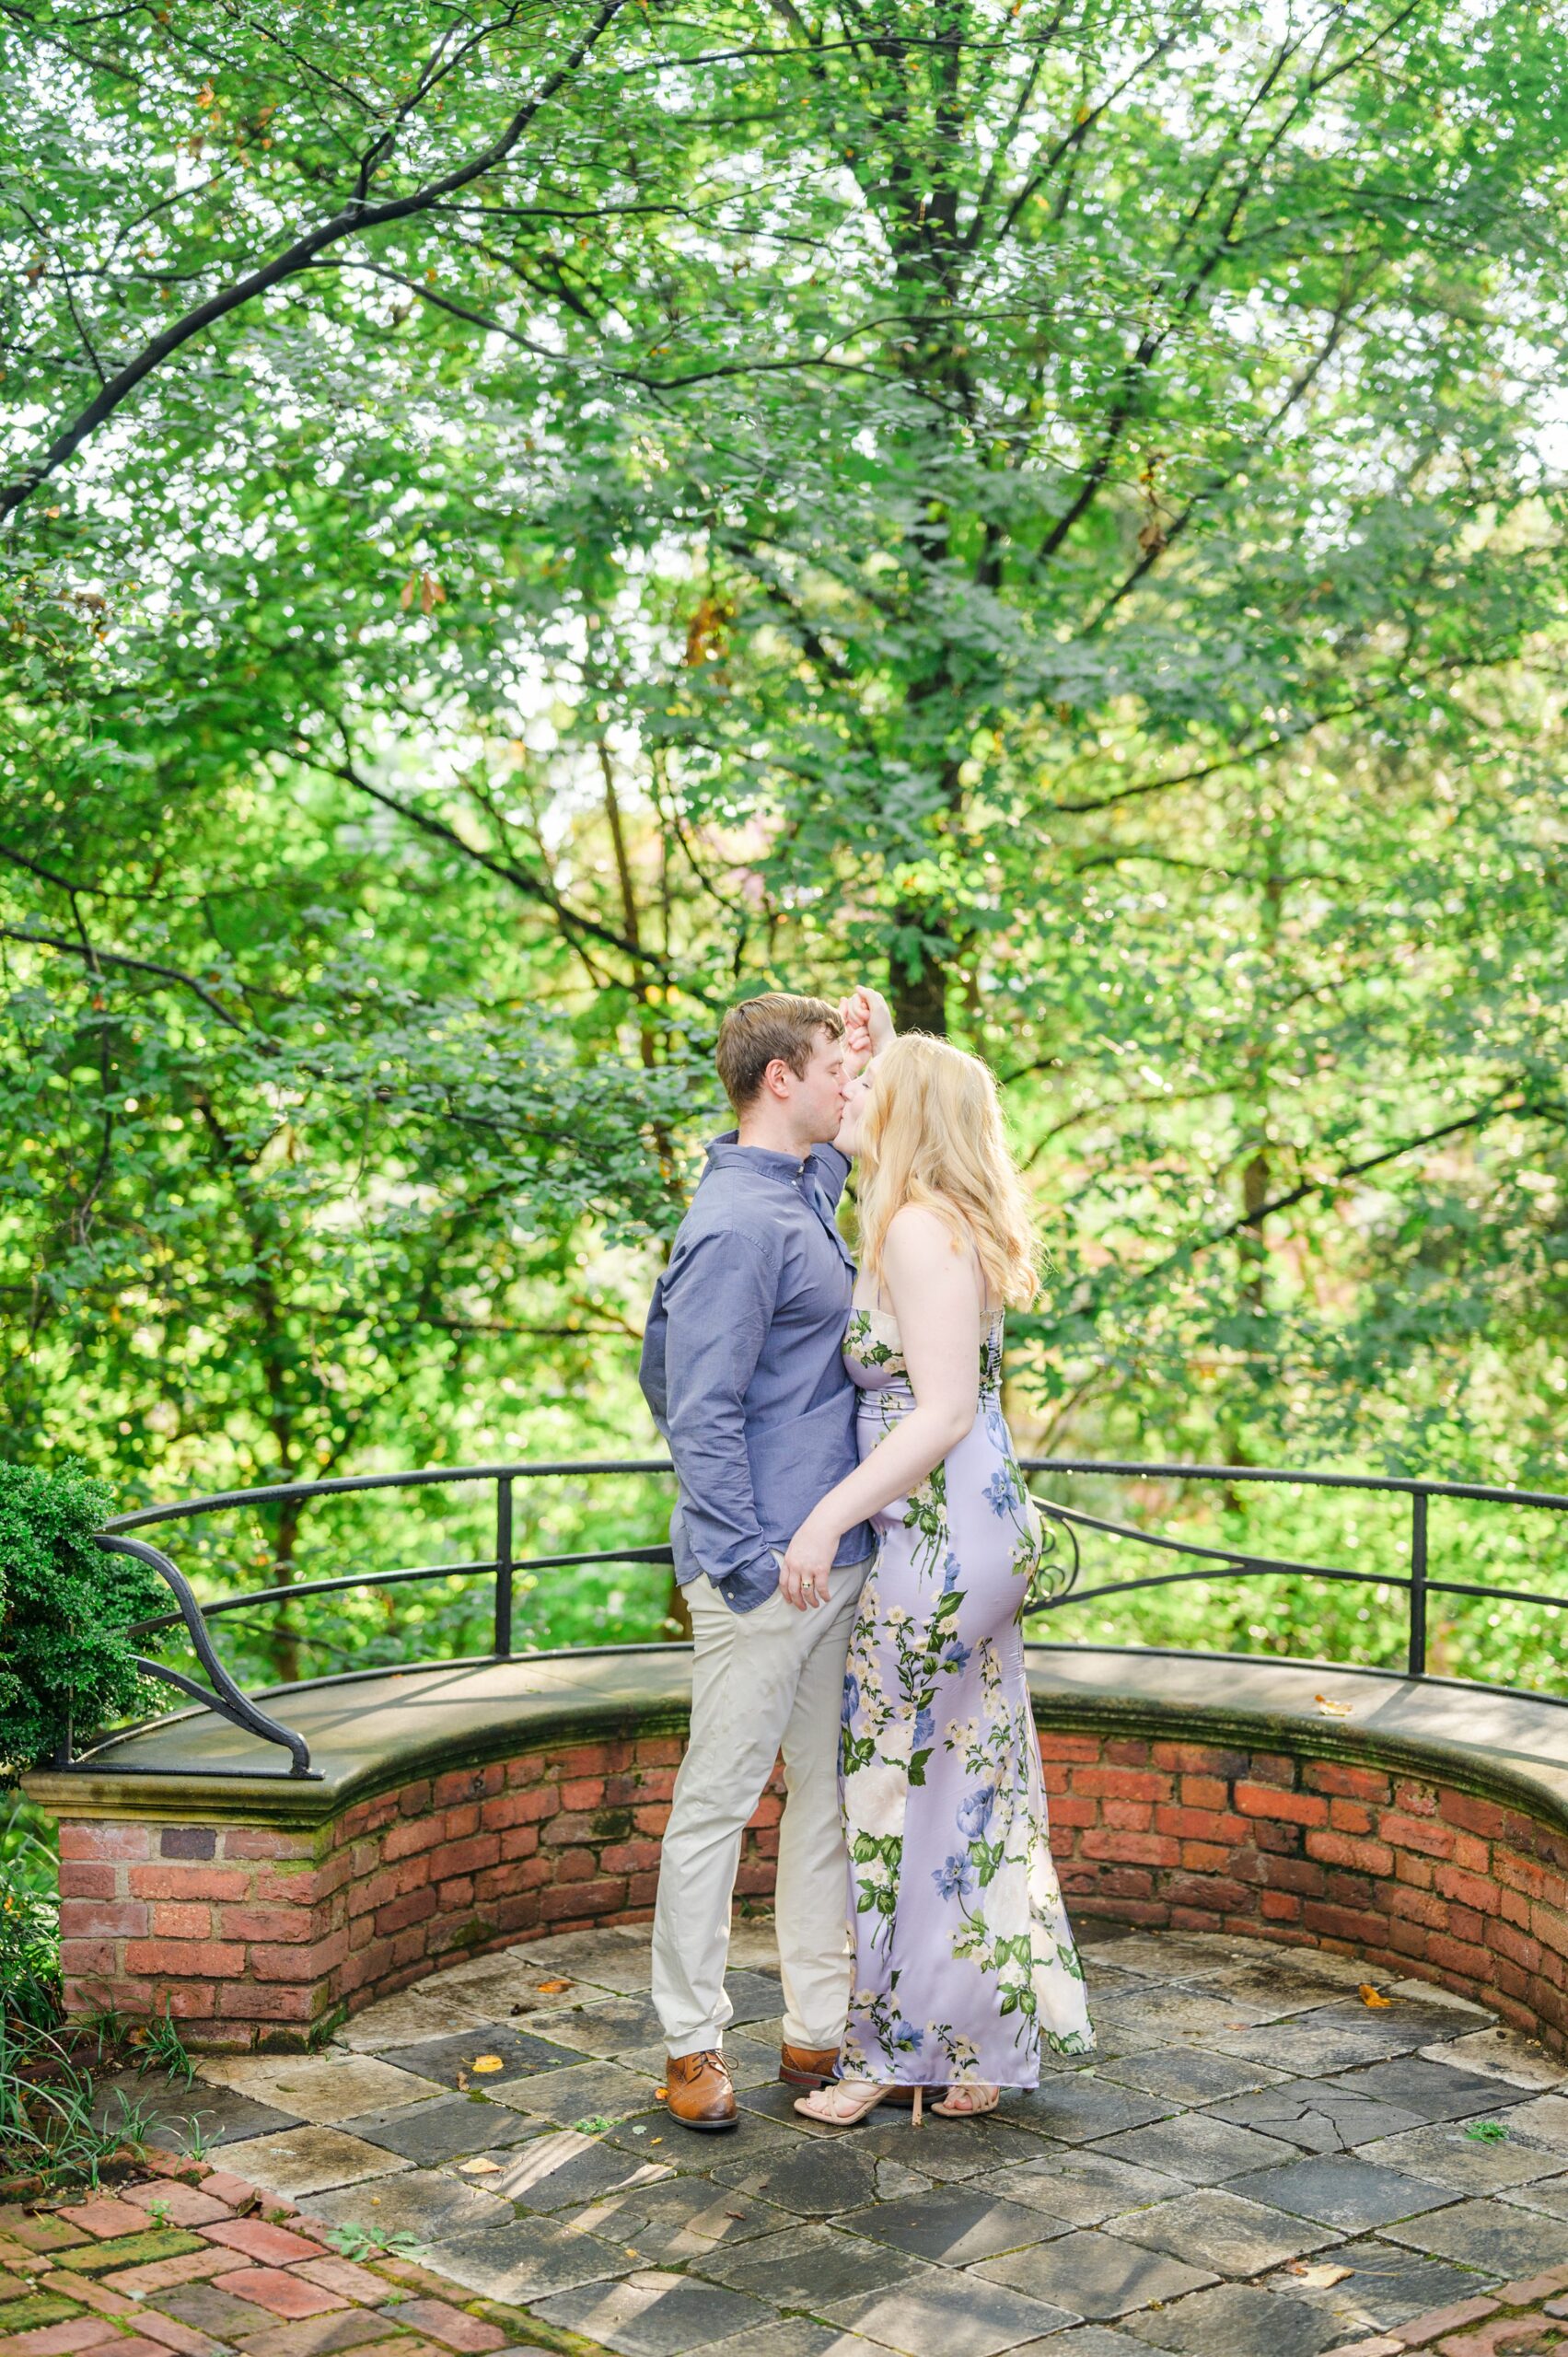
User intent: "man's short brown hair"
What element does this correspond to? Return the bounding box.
[715,993,843,1113]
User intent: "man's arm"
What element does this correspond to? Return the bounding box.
[660,1225,781,1604]
[807,1140,852,1209]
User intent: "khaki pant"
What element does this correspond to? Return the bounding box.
[651,1556,871,2058]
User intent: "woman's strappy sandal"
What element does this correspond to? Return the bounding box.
[932,2083,1000,2118]
[794,2079,924,2128]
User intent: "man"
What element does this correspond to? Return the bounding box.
[640,989,886,2131]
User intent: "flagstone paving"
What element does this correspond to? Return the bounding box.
[11,1916,1568,2355]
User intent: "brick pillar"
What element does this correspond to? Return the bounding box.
[59,1819,331,2034]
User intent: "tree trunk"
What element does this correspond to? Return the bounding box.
[664,1574,693,1641]
[269,1494,302,1685]
[890,933,949,1035]
[1238,1144,1271,1306]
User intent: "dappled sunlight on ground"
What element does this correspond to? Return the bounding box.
[67,1914,1568,2353]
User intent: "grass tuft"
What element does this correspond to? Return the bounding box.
[134,2000,197,2090]
[0,2010,161,2193]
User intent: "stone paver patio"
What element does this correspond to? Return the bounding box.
[54,1917,1568,2353]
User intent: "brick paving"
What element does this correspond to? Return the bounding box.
[11,1917,1568,2354]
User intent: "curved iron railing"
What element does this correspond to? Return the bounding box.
[74,1456,1568,1778]
[1016,1459,1568,1676]
[86,1461,678,1778]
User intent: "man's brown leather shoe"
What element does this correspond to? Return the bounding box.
[779,2041,840,2090]
[665,2049,738,2132]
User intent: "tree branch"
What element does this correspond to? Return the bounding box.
[0,925,249,1030]
[318,750,710,998]
[1047,636,1530,817]
[0,840,99,896]
[1116,1092,1562,1300]
[0,0,633,521]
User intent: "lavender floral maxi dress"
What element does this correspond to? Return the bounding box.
[838,1303,1094,2086]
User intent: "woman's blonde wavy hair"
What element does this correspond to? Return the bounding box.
[857,1033,1039,1310]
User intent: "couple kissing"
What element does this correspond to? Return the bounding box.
[639,990,1094,2133]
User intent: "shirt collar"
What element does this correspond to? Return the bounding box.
[705,1130,808,1189]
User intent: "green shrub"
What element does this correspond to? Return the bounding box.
[0,1461,165,1786]
[1,1796,59,2026]
[0,1868,59,2028]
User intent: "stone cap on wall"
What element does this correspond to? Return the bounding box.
[1026,1643,1568,1826]
[23,1640,1568,1835]
[24,1645,691,1823]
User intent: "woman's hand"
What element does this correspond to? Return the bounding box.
[858,985,895,1057]
[838,992,873,1076]
[839,984,893,1077]
[780,1513,841,1609]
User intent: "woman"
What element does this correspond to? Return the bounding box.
[778,1032,1094,2125]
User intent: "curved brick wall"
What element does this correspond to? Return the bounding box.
[56,1734,785,2048]
[1038,1727,1568,2057]
[45,1673,1568,2055]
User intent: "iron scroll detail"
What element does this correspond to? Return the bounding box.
[1028,1496,1081,1607]
[91,1534,316,1777]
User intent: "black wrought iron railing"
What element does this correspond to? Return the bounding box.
[75,1457,1568,1780]
[1016,1459,1568,1686]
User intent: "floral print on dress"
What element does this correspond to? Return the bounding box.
[838,1302,1094,2085]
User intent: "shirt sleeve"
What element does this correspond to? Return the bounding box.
[807,1141,852,1208]
[659,1225,781,1602]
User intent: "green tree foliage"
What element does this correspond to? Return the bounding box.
[2,1,1566,1685]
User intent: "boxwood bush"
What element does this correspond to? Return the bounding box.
[0,1460,164,1786]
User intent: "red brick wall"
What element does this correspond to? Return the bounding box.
[1041,1730,1568,2056]
[52,1718,1568,2056]
[55,1734,784,2049]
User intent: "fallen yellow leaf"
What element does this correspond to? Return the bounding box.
[1314,1694,1353,1716]
[537,1979,572,1994]
[458,2157,501,2175]
[1359,1985,1392,2008]
[471,2055,505,2073]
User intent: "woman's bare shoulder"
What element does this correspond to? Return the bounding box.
[883,1202,970,1270]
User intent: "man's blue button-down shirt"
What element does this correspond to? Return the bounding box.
[639,1132,874,1614]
